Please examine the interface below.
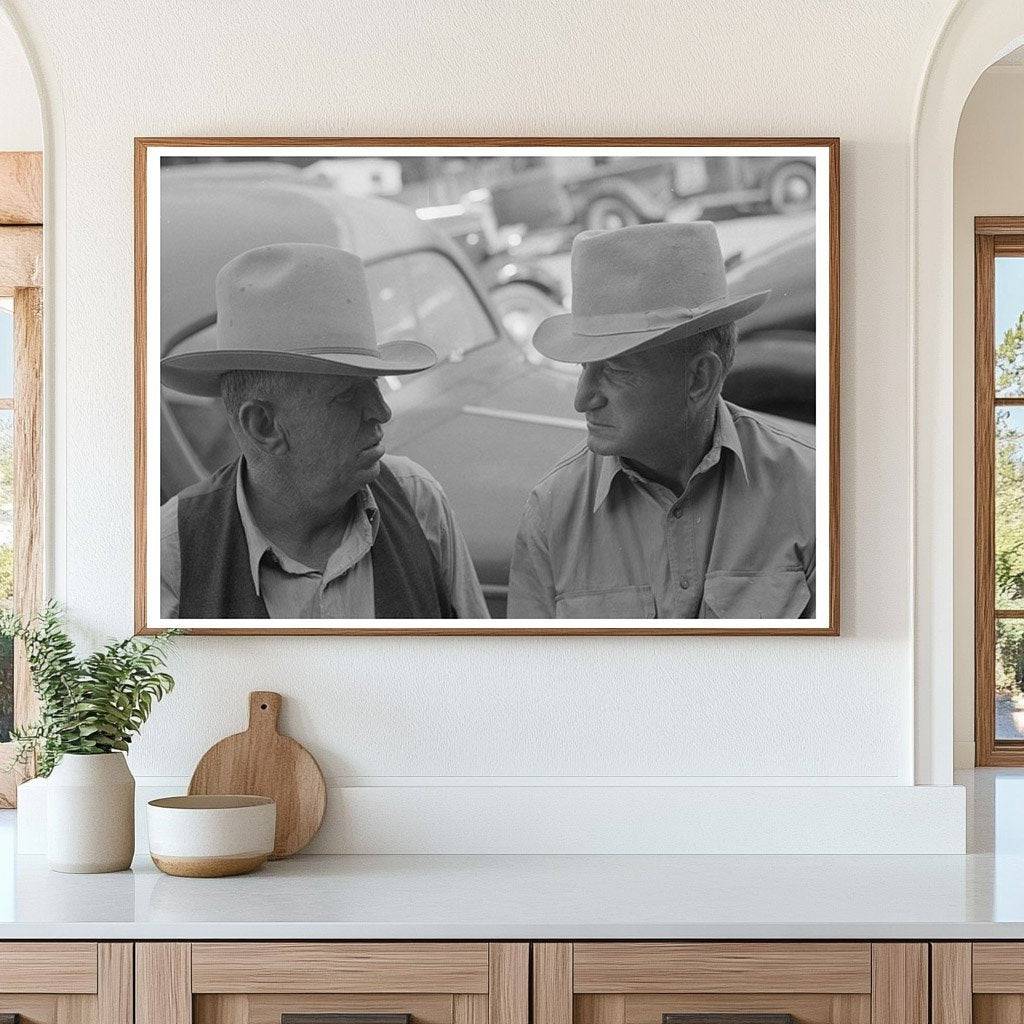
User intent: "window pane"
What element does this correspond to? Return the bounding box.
[0,410,11,742]
[365,252,496,363]
[996,256,1024,396]
[998,620,1024,740]
[997,407,1024,609]
[0,301,13,399]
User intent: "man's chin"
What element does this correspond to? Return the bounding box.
[345,456,383,491]
[585,432,620,457]
[361,458,383,481]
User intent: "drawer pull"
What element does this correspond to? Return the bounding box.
[664,1016,796,1024]
[283,1016,411,1024]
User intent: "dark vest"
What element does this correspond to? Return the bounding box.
[176,459,454,619]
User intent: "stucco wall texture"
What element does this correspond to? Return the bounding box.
[0,0,985,805]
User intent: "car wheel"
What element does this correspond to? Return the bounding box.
[767,162,816,215]
[584,196,641,232]
[491,281,565,352]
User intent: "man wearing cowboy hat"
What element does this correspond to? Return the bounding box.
[160,242,488,620]
[508,222,815,620]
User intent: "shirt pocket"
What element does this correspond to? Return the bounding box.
[555,585,657,619]
[701,568,811,619]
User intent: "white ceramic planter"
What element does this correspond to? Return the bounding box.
[46,752,135,873]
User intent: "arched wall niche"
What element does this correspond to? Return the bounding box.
[914,0,1024,784]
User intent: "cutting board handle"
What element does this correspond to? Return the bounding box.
[248,691,282,734]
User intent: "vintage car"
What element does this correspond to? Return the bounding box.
[413,195,566,350]
[159,165,815,618]
[721,217,816,423]
[558,156,817,231]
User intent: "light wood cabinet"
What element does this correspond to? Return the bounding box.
[930,942,1024,1024]
[533,943,927,1024]
[0,942,132,1024]
[0,938,942,1024]
[136,943,528,1024]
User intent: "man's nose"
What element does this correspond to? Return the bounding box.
[364,381,392,424]
[574,365,606,413]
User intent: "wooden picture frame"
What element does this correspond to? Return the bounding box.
[135,137,840,636]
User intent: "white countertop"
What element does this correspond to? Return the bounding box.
[1,769,1021,941]
[0,848,1022,940]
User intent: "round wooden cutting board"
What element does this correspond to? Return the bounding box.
[188,691,326,859]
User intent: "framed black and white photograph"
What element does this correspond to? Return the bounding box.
[135,138,839,635]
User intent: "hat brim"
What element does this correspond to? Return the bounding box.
[161,340,438,397]
[533,291,771,364]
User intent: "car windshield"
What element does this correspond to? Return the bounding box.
[365,250,497,363]
[159,247,503,501]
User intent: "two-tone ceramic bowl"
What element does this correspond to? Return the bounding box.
[147,795,276,877]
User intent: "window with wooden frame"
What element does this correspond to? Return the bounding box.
[975,217,1024,765]
[0,151,43,806]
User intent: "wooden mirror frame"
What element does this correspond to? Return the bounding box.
[0,151,43,807]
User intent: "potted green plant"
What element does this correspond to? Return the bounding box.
[2,603,178,873]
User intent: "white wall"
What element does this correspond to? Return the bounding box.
[0,8,39,150]
[0,0,974,851]
[953,65,1024,768]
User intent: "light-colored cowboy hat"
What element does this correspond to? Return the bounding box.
[161,242,437,397]
[533,222,770,363]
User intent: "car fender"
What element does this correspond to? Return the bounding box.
[484,259,565,301]
[571,178,667,222]
[723,329,817,424]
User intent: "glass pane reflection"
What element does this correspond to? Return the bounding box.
[996,256,1024,397]
[997,408,1024,610]
[996,619,1024,740]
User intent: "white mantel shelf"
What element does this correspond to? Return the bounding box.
[1,850,1024,940]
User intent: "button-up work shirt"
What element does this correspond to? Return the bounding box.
[507,400,816,620]
[161,455,489,619]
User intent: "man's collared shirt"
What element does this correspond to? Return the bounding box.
[507,399,816,620]
[161,455,489,619]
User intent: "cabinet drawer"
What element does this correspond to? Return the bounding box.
[934,942,1024,1024]
[0,942,98,993]
[973,943,1024,992]
[139,942,528,1024]
[535,943,925,1024]
[191,943,490,993]
[572,944,872,994]
[0,942,130,1024]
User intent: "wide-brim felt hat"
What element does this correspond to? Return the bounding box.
[161,242,437,397]
[533,221,770,364]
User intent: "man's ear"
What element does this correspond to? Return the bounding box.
[686,349,725,409]
[236,399,288,455]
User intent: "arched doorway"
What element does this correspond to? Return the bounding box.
[914,0,1024,785]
